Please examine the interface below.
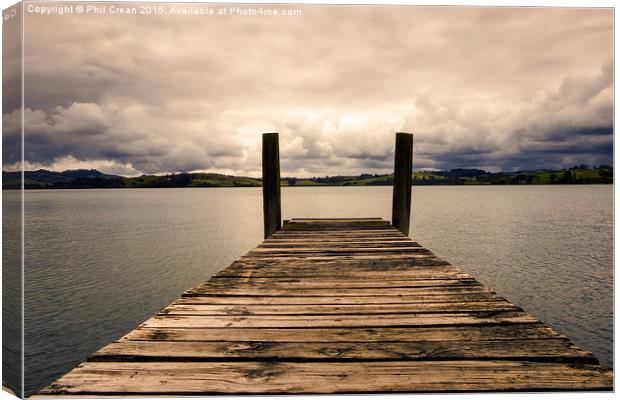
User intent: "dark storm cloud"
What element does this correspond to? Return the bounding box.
[4,4,612,176]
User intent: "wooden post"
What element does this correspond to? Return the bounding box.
[391,132,413,235]
[262,132,281,238]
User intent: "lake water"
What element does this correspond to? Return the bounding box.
[8,185,613,395]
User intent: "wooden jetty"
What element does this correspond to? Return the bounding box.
[37,133,612,396]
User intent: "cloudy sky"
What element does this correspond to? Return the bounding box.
[4,3,613,177]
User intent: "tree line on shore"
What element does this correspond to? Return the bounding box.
[2,165,613,189]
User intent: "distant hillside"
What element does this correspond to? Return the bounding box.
[3,169,120,189]
[2,166,613,189]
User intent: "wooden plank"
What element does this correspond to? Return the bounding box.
[271,229,402,235]
[183,285,492,297]
[213,267,468,277]
[214,262,457,278]
[266,235,409,241]
[248,247,429,254]
[200,278,477,290]
[288,218,387,223]
[239,254,442,261]
[90,338,596,363]
[270,231,404,235]
[183,283,491,297]
[264,241,415,245]
[267,236,409,241]
[140,311,539,328]
[119,324,567,343]
[175,293,506,305]
[162,301,519,315]
[263,237,416,242]
[38,361,613,395]
[287,219,390,223]
[206,278,476,288]
[222,257,452,269]
[281,225,394,231]
[262,241,417,246]
[213,268,456,279]
[258,242,423,249]
[213,270,468,279]
[289,217,386,223]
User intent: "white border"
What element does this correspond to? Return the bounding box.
[0,1,616,399]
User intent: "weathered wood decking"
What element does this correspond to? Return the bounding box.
[39,218,612,395]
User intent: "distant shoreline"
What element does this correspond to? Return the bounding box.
[2,182,613,191]
[2,166,613,190]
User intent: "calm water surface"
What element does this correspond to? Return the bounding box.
[17,186,613,394]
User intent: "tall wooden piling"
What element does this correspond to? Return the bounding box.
[262,132,282,238]
[392,132,413,235]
